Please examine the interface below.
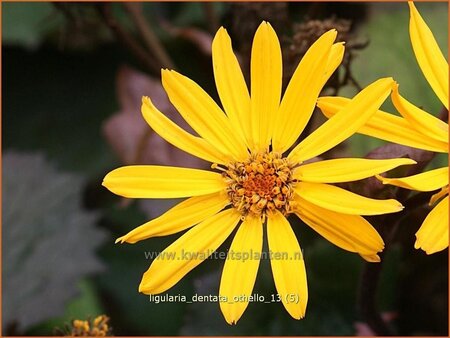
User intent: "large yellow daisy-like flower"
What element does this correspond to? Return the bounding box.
[103,22,414,324]
[317,2,448,255]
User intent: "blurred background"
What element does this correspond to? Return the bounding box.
[3,2,448,336]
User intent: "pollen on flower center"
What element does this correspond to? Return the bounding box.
[214,152,297,217]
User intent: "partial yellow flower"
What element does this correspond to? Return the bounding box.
[70,315,112,336]
[317,2,449,255]
[103,22,412,324]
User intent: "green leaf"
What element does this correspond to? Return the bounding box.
[3,152,106,331]
[3,3,62,48]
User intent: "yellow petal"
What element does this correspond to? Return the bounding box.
[391,83,448,143]
[317,96,448,153]
[430,186,448,206]
[415,196,448,254]
[142,97,229,164]
[409,2,449,109]
[272,30,337,153]
[139,209,241,294]
[294,197,384,256]
[102,165,226,198]
[250,22,282,152]
[294,158,416,183]
[359,254,381,263]
[295,182,403,215]
[288,77,394,163]
[267,210,307,319]
[219,216,263,325]
[212,27,251,147]
[116,193,229,244]
[321,42,345,88]
[377,166,448,192]
[162,69,248,161]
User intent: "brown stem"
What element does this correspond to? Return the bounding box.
[123,2,175,69]
[97,3,160,75]
[357,153,437,335]
[358,185,433,335]
[357,253,391,335]
[439,106,448,122]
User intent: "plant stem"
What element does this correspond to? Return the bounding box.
[357,146,437,335]
[97,3,160,75]
[357,251,391,335]
[123,3,175,69]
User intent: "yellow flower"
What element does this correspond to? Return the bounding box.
[103,22,413,324]
[317,2,448,255]
[71,315,111,336]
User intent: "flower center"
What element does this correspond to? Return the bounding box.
[216,152,297,217]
